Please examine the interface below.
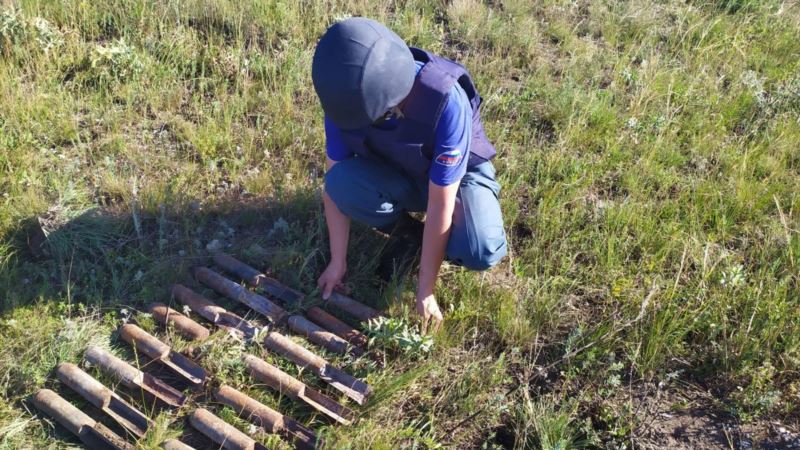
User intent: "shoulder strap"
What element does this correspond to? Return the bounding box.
[403,48,454,129]
[402,48,486,158]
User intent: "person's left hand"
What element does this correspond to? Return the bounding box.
[416,292,443,334]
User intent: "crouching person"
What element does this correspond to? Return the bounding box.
[311,17,507,330]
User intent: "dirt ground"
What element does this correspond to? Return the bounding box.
[633,390,800,450]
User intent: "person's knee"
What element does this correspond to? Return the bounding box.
[324,159,406,228]
[461,241,507,271]
[449,228,507,271]
[324,160,357,207]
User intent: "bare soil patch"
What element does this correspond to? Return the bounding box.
[633,389,800,450]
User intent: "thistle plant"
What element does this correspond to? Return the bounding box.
[90,39,143,83]
[0,9,62,53]
[365,316,433,358]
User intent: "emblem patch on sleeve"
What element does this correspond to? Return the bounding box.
[435,149,463,167]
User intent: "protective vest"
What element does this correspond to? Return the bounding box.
[337,48,496,180]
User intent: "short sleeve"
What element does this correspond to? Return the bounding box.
[429,83,472,186]
[324,116,354,161]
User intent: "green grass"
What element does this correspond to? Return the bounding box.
[1,0,799,448]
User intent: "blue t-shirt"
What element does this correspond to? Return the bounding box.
[325,61,472,187]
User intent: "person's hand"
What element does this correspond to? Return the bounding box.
[416,292,443,334]
[318,261,346,300]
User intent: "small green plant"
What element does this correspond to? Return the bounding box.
[365,316,433,358]
[513,393,591,450]
[0,9,62,53]
[0,9,25,47]
[720,264,746,289]
[30,17,63,53]
[730,361,782,420]
[90,38,143,84]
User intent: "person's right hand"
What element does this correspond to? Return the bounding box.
[416,292,443,334]
[317,261,346,300]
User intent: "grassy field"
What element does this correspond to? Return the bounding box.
[1,0,799,448]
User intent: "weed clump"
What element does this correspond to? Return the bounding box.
[365,316,433,358]
[0,9,26,48]
[0,9,63,55]
[89,38,143,84]
[730,361,783,420]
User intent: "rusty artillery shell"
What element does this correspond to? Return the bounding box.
[213,253,304,304]
[84,346,186,408]
[149,302,210,341]
[170,282,369,403]
[243,354,353,425]
[56,362,152,437]
[195,267,286,323]
[189,408,268,450]
[171,284,259,338]
[213,254,381,323]
[32,389,136,450]
[209,255,372,348]
[263,332,371,405]
[162,439,196,450]
[215,385,319,450]
[32,389,92,437]
[306,307,368,348]
[119,324,206,388]
[326,292,382,323]
[288,315,364,358]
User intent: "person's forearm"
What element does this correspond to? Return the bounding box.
[418,205,452,298]
[323,190,350,267]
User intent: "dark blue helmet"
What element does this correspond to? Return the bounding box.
[312,17,416,130]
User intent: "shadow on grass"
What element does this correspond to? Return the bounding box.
[3,188,393,313]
